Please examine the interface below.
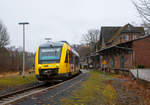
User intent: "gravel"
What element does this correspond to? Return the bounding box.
[4,71,146,105]
[0,82,42,96]
[11,72,90,105]
[112,78,145,105]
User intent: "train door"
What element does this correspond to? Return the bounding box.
[75,56,80,73]
[69,51,74,74]
[65,50,70,73]
[74,55,76,72]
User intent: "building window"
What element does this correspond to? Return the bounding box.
[122,35,129,41]
[120,56,124,68]
[125,35,129,41]
[133,35,137,40]
[120,36,122,42]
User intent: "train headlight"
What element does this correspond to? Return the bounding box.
[56,64,59,68]
[39,64,42,69]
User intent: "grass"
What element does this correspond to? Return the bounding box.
[0,74,38,89]
[0,72,19,78]
[60,71,117,105]
[0,69,34,78]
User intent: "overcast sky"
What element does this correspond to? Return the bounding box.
[0,0,141,52]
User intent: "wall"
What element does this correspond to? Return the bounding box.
[124,53,133,68]
[112,33,141,45]
[133,36,150,68]
[131,69,150,82]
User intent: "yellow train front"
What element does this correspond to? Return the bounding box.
[35,41,80,81]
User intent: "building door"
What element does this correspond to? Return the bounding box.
[112,57,115,68]
[120,56,124,68]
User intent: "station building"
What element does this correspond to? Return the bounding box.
[90,23,150,70]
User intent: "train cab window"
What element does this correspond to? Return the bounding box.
[39,47,62,64]
[65,51,69,63]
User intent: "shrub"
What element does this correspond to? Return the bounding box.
[137,64,145,69]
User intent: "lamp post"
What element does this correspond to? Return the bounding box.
[45,38,52,42]
[18,22,29,76]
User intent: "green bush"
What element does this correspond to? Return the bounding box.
[137,64,145,69]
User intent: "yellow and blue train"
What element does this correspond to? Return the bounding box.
[35,41,80,81]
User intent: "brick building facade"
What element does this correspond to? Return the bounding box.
[93,23,150,70]
[98,36,150,70]
[133,36,150,68]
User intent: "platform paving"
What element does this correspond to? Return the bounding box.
[130,69,150,82]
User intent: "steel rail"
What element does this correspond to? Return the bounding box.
[0,82,45,100]
[0,72,81,105]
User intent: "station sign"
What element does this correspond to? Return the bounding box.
[102,60,107,65]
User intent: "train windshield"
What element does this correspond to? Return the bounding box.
[39,47,62,64]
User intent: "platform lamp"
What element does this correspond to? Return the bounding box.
[45,38,52,42]
[18,22,29,76]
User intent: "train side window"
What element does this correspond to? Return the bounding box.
[65,51,69,63]
[69,51,73,64]
[75,56,79,65]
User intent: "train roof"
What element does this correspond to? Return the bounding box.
[72,49,79,57]
[40,41,64,47]
[39,41,79,57]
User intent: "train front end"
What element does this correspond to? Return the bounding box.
[35,42,62,81]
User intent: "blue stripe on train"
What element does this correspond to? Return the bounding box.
[40,56,59,60]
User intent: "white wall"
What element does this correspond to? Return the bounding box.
[130,69,150,82]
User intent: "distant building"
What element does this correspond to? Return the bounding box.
[78,45,89,69]
[80,57,88,69]
[89,23,150,70]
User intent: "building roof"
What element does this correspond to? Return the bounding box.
[101,27,120,43]
[97,35,150,53]
[100,24,145,43]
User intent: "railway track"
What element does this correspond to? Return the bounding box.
[0,73,81,105]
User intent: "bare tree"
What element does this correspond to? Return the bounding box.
[133,0,150,22]
[140,21,150,34]
[81,29,100,44]
[78,44,90,57]
[81,29,100,53]
[133,0,150,35]
[0,21,9,48]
